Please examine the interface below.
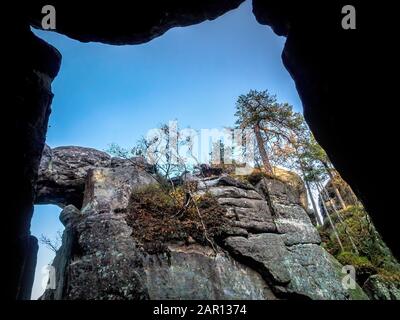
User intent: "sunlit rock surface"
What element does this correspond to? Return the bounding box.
[38,146,362,300]
[36,145,153,208]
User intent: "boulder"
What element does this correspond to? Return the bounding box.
[36,145,112,207]
[224,234,292,285]
[143,244,275,300]
[36,145,153,208]
[363,275,400,300]
[273,167,308,209]
[223,235,348,300]
[81,166,156,215]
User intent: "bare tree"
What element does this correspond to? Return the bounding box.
[107,123,219,253]
[39,230,63,253]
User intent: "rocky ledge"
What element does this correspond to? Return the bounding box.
[37,146,367,300]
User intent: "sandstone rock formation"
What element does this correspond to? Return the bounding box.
[36,145,112,208]
[272,167,308,210]
[36,145,153,208]
[38,146,366,300]
[12,0,397,300]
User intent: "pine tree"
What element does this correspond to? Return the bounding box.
[235,89,305,175]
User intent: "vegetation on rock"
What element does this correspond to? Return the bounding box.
[235,89,306,175]
[319,205,400,287]
[125,184,228,254]
[107,88,398,299]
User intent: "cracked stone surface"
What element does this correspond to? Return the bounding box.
[38,146,361,300]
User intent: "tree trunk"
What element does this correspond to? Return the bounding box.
[254,123,273,174]
[320,182,359,255]
[295,151,323,226]
[316,183,344,252]
[321,161,347,210]
[305,179,323,225]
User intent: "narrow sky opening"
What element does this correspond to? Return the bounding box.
[32,0,301,151]
[31,205,63,300]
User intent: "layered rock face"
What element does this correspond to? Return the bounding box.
[38,146,363,300]
[13,0,398,299]
[203,175,346,299]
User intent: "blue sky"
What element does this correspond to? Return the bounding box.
[30,0,302,299]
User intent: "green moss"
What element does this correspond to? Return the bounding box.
[320,204,400,287]
[337,252,373,268]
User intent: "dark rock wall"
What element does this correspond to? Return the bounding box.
[11,0,397,298]
[26,0,245,45]
[11,25,61,299]
[252,0,398,259]
[11,1,244,299]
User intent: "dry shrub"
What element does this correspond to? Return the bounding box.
[125,184,228,254]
